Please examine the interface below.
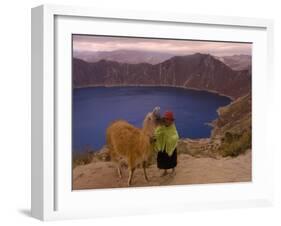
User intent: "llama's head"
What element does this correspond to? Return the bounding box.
[142,106,161,137]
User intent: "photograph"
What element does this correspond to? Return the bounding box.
[71,35,252,190]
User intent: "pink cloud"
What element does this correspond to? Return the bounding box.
[73,35,252,56]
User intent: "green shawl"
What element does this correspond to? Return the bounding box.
[154,124,179,156]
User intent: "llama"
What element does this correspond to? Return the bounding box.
[106,107,161,186]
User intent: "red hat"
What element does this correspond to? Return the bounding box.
[164,111,174,121]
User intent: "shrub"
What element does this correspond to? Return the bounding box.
[220,130,251,157]
[224,132,234,143]
[72,151,94,169]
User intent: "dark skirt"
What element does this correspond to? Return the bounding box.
[157,149,177,169]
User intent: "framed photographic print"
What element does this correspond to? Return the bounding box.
[31,4,274,221]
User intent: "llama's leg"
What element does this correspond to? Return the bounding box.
[127,155,136,186]
[142,161,149,182]
[127,168,135,186]
[117,165,122,178]
[110,150,122,178]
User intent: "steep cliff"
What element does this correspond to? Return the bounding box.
[73,53,251,99]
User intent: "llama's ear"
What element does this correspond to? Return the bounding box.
[152,106,160,116]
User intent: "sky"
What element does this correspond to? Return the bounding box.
[73,35,252,56]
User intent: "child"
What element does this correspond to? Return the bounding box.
[154,111,179,176]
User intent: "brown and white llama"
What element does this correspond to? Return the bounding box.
[106,107,160,186]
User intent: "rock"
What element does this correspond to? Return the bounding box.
[94,146,111,162]
[177,138,216,158]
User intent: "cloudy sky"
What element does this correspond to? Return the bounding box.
[73,35,252,56]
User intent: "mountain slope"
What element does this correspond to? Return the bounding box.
[73,53,251,99]
[211,93,252,137]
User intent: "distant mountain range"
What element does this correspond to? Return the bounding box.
[215,55,251,71]
[74,50,251,71]
[73,53,251,99]
[73,50,173,65]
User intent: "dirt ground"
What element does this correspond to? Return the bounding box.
[72,150,251,190]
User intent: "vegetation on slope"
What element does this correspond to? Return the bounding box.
[219,130,251,157]
[211,93,252,157]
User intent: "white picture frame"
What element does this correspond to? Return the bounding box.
[31,4,274,221]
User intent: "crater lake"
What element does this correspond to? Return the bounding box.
[73,86,231,152]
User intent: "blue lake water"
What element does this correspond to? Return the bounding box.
[73,86,231,152]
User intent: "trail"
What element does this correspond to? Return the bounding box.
[73,150,251,190]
